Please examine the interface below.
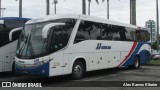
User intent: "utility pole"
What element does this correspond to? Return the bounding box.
[130,0,136,25]
[19,0,22,17]
[156,0,159,51]
[0,0,1,17]
[150,20,153,48]
[82,0,86,14]
[107,0,109,19]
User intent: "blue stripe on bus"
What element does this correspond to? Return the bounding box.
[122,42,151,66]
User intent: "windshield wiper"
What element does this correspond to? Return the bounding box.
[19,34,29,56]
[19,34,35,58]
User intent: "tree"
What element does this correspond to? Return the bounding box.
[88,0,99,15]
[82,0,86,14]
[102,0,109,19]
[46,0,50,15]
[153,41,158,50]
[88,0,91,15]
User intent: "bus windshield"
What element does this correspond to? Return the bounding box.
[16,19,77,59]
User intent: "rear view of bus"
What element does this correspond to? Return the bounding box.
[15,15,151,79]
[0,17,30,72]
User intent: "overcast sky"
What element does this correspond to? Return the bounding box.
[1,0,160,27]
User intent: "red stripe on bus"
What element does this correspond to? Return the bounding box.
[118,42,138,67]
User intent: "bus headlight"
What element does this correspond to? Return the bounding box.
[39,60,48,65]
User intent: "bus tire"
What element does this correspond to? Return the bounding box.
[72,61,85,80]
[129,56,140,69]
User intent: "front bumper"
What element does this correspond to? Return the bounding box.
[15,62,49,77]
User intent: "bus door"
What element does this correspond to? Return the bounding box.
[49,52,64,76]
[49,27,66,76]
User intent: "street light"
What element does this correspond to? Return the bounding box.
[130,0,136,25]
[0,8,6,17]
[150,20,153,47]
[156,0,159,51]
[53,0,58,14]
[0,0,1,17]
[0,0,5,17]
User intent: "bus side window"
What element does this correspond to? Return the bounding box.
[49,25,71,53]
[135,30,142,42]
[0,30,10,47]
[140,30,150,42]
[102,24,113,40]
[102,25,124,41]
[74,21,90,44]
[89,23,102,40]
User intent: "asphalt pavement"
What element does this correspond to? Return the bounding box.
[0,65,160,90]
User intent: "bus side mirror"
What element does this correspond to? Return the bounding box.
[42,23,65,38]
[9,27,23,41]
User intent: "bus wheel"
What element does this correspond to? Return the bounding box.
[129,56,140,69]
[72,61,85,80]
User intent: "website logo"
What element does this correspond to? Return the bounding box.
[2,82,11,87]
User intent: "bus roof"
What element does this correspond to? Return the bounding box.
[26,14,137,29]
[0,17,30,21]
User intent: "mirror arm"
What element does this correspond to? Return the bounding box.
[9,27,23,41]
[42,23,65,38]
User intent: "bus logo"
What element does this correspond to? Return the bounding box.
[96,43,111,50]
[18,60,25,64]
[34,59,39,64]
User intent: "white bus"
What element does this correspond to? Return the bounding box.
[15,15,151,79]
[0,17,30,72]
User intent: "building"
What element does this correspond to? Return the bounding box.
[145,20,157,43]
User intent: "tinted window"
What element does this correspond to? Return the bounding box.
[0,19,27,47]
[101,24,132,41]
[0,30,10,47]
[4,20,25,30]
[49,19,76,53]
[99,24,136,41]
[74,21,91,43]
[74,20,148,43]
[135,30,150,42]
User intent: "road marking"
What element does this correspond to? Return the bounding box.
[81,74,118,81]
[122,70,140,73]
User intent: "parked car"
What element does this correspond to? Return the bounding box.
[152,54,160,60]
